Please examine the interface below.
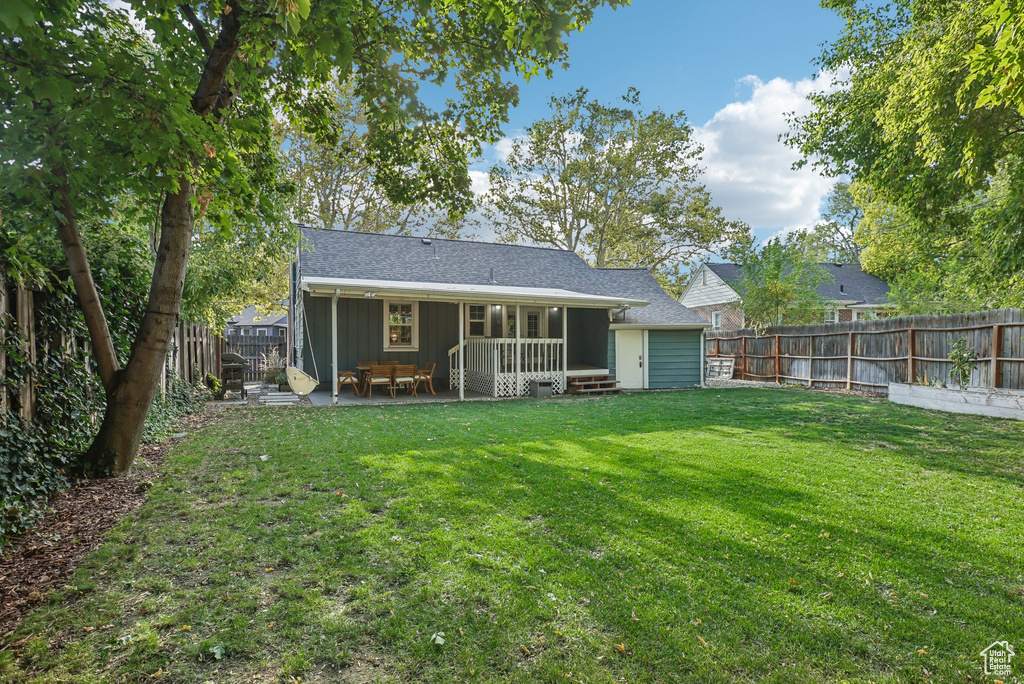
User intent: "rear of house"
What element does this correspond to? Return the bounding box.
[289,227,709,400]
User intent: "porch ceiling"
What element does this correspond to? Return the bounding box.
[301,276,649,309]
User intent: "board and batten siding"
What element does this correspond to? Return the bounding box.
[302,294,460,391]
[607,330,616,379]
[679,265,741,309]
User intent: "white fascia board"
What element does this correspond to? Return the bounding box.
[609,323,710,330]
[300,276,649,309]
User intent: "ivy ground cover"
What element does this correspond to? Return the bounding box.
[3,389,1023,682]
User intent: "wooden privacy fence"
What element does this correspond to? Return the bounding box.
[3,276,223,422]
[224,332,287,381]
[165,323,224,387]
[706,309,1024,392]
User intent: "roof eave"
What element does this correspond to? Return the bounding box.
[609,322,710,330]
[300,277,649,309]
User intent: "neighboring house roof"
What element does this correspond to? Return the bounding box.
[703,262,891,307]
[297,227,707,326]
[229,305,287,328]
[594,269,709,327]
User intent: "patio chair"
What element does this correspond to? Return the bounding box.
[365,364,395,399]
[337,370,360,396]
[393,364,419,397]
[415,362,437,395]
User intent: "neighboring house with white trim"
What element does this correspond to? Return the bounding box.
[678,262,892,330]
[289,226,710,398]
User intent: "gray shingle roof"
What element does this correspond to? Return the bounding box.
[706,262,890,305]
[299,227,707,326]
[593,269,710,326]
[229,305,287,328]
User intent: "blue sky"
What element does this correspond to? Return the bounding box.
[467,0,846,245]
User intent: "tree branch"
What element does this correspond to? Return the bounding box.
[179,4,213,55]
[52,167,120,392]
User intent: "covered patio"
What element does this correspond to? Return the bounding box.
[296,276,646,404]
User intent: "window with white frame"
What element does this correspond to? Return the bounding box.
[824,307,839,324]
[467,304,488,337]
[383,300,418,350]
[257,328,267,336]
[505,308,516,337]
[526,310,541,338]
[711,311,722,330]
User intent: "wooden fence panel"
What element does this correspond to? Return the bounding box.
[706,309,1024,393]
[224,333,287,381]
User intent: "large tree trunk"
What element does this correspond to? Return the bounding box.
[78,1,242,474]
[82,184,195,474]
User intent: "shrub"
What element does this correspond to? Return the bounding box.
[205,372,224,400]
[948,338,978,389]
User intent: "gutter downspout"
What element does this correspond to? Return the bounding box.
[699,327,707,388]
[331,290,339,404]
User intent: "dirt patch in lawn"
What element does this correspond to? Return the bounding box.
[0,410,220,643]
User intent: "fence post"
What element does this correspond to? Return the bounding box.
[808,334,814,388]
[907,328,915,384]
[740,336,746,380]
[715,337,720,359]
[774,334,780,383]
[992,324,1002,388]
[16,287,36,421]
[846,331,854,390]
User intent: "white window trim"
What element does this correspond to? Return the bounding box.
[465,303,491,338]
[522,307,549,338]
[711,311,722,330]
[824,307,839,324]
[383,299,419,351]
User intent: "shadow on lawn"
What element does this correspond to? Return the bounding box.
[321,390,1023,677]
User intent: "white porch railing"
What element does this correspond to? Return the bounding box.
[449,338,565,397]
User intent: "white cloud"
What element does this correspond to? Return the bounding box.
[468,170,491,197]
[694,73,841,239]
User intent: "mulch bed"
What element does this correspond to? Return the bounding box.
[0,410,220,643]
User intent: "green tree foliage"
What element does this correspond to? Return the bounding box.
[967,0,1024,117]
[792,182,862,263]
[275,79,472,238]
[788,0,1024,311]
[1,0,619,472]
[485,88,747,283]
[728,237,832,329]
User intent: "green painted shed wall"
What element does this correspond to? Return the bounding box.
[647,329,702,388]
[607,328,701,388]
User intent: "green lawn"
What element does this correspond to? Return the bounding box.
[3,389,1023,683]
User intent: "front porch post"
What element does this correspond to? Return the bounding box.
[561,305,568,394]
[514,304,521,396]
[457,301,465,401]
[331,290,339,404]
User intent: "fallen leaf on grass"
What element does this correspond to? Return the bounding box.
[917,648,927,655]
[697,636,708,647]
[180,625,191,631]
[265,568,274,573]
[519,644,531,656]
